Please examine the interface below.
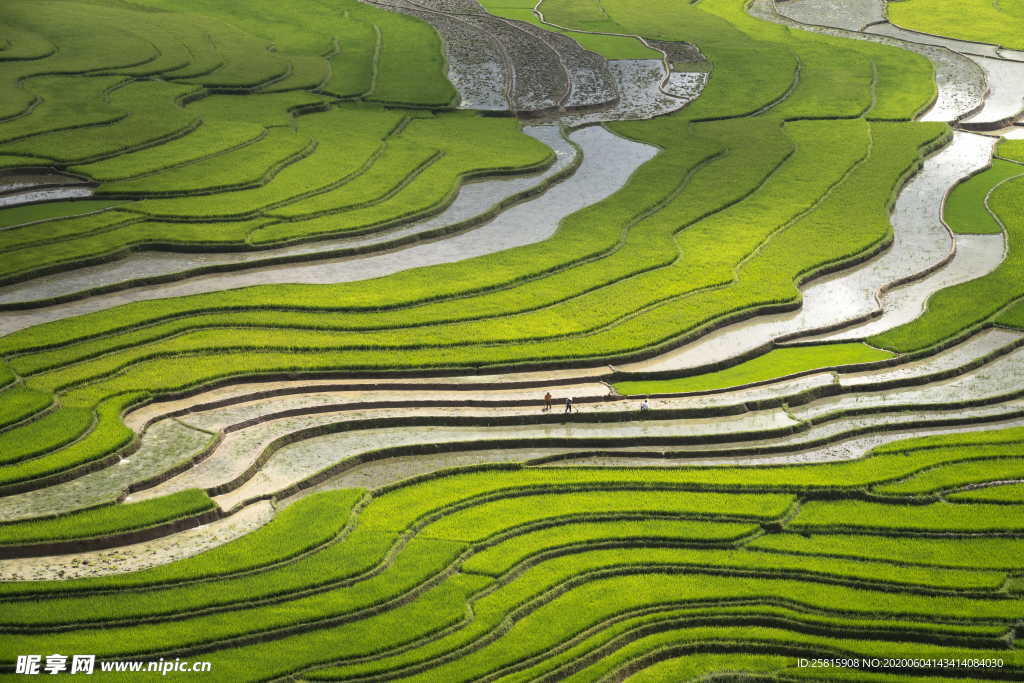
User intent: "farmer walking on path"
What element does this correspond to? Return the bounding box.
[564,396,574,414]
[544,392,553,412]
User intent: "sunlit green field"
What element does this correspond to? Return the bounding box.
[1,0,1022,679]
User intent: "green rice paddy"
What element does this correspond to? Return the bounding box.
[0,0,1022,679]
[888,0,1024,51]
[2,444,1022,679]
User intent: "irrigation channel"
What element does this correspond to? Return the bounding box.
[1,0,1024,587]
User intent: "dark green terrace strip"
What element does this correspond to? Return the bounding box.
[0,489,364,598]
[0,384,52,431]
[873,457,1024,495]
[888,0,1024,51]
[789,498,1024,534]
[750,533,1024,570]
[1001,140,1024,163]
[947,483,1024,503]
[615,343,893,395]
[0,406,93,466]
[0,81,201,164]
[68,123,267,182]
[0,202,125,230]
[944,158,1024,235]
[0,489,213,546]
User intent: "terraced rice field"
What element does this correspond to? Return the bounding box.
[1,0,1023,679]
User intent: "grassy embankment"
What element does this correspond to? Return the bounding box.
[887,0,1024,51]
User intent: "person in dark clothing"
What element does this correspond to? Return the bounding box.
[564,396,574,413]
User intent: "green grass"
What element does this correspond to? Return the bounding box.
[0,21,55,62]
[0,211,140,261]
[258,135,438,220]
[873,457,1024,495]
[0,524,400,625]
[460,519,758,574]
[478,0,660,59]
[749,532,1024,570]
[789,498,1024,532]
[0,74,127,145]
[307,567,1018,681]
[130,105,407,219]
[182,578,481,682]
[261,54,331,92]
[946,483,1024,503]
[0,361,14,388]
[124,0,454,103]
[357,470,790,534]
[466,539,1004,591]
[615,343,893,395]
[0,406,93,466]
[184,91,326,128]
[0,393,139,488]
[888,0,1024,51]
[613,653,791,683]
[364,9,455,106]
[98,126,314,196]
[766,40,874,120]
[1001,140,1024,163]
[159,16,289,88]
[0,80,200,163]
[251,113,553,241]
[0,0,937,385]
[1,441,1023,677]
[0,201,127,230]
[997,298,1024,330]
[557,623,1017,683]
[944,159,1024,234]
[320,13,377,97]
[69,122,267,182]
[314,600,1006,682]
[0,489,214,545]
[0,2,164,119]
[0,385,53,430]
[0,535,463,656]
[0,489,364,596]
[871,424,1024,454]
[318,562,1022,683]
[0,154,53,170]
[415,489,791,542]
